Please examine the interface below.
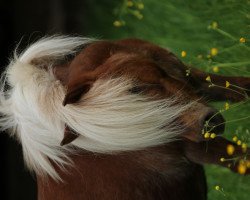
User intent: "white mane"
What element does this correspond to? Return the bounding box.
[0,36,193,180]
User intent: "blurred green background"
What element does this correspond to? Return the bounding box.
[84,0,250,199]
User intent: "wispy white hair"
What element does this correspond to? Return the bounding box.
[0,36,193,180]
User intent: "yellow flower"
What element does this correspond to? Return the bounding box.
[238,162,247,174]
[204,132,210,138]
[137,14,143,20]
[113,20,123,27]
[210,48,218,56]
[137,2,144,10]
[224,102,229,110]
[226,144,235,155]
[181,51,187,57]
[212,66,219,73]
[232,136,238,142]
[242,143,247,153]
[239,37,246,43]
[237,140,242,146]
[210,133,217,139]
[206,76,211,82]
[133,10,143,19]
[225,81,230,88]
[127,1,133,7]
[220,157,225,162]
[215,185,220,191]
[211,21,218,29]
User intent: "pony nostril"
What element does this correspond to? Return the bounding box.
[202,110,225,135]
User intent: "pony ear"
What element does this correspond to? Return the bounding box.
[63,81,93,106]
[60,126,80,146]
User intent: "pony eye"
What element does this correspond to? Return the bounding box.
[129,86,145,94]
[129,84,164,94]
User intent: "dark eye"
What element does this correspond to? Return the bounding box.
[129,86,145,94]
[129,84,165,95]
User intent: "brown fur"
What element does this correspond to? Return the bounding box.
[38,38,250,200]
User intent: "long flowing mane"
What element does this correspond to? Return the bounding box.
[0,36,193,180]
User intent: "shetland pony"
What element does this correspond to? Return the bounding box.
[0,36,249,200]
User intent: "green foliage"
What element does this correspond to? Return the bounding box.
[84,0,250,199]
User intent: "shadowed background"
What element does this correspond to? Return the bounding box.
[0,0,249,199]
